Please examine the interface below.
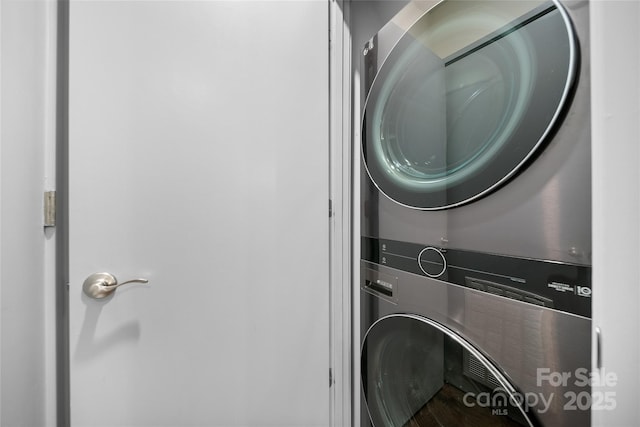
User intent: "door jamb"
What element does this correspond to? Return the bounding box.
[329,0,354,426]
[55,0,70,425]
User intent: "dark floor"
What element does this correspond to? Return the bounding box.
[403,384,525,427]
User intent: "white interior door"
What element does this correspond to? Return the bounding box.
[68,1,329,425]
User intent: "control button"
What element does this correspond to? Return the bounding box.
[418,247,447,278]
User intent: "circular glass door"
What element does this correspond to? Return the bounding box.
[362,0,578,209]
[361,315,535,427]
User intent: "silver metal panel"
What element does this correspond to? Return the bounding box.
[359,0,439,104]
[359,2,592,426]
[361,261,591,427]
[360,0,591,265]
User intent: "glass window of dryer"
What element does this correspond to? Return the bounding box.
[361,315,534,427]
[361,0,578,209]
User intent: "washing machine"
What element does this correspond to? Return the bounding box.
[359,0,592,426]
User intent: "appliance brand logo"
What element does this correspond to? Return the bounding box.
[575,286,592,297]
[547,281,592,298]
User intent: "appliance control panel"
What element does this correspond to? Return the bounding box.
[417,247,447,278]
[362,237,592,318]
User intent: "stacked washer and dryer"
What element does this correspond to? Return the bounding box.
[359,1,592,426]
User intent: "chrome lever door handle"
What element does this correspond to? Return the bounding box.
[82,272,149,299]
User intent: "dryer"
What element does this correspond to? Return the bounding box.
[359,0,592,426]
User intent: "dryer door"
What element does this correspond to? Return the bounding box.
[361,315,535,427]
[362,0,578,210]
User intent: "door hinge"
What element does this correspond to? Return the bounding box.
[329,199,333,218]
[329,368,334,387]
[44,191,56,227]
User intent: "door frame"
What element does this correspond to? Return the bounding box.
[54,0,70,425]
[329,1,354,426]
[51,0,354,426]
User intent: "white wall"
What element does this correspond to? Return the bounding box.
[591,1,640,425]
[0,0,50,425]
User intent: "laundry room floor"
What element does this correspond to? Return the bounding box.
[404,384,523,427]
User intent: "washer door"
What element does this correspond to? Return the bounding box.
[361,315,535,427]
[362,0,578,209]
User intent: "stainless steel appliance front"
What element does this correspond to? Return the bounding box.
[360,262,591,427]
[361,0,591,265]
[359,0,592,426]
